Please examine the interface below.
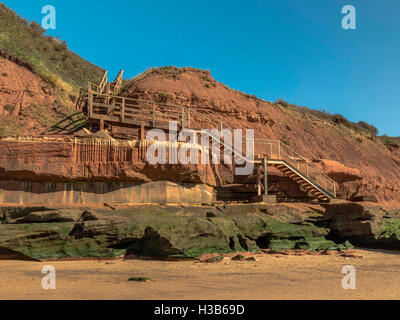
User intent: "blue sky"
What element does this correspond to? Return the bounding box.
[4,0,400,136]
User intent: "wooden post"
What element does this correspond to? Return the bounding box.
[121,98,125,122]
[152,104,155,127]
[140,122,145,141]
[100,116,104,131]
[105,84,110,104]
[88,91,93,117]
[264,158,268,196]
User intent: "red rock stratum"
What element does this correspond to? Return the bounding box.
[120,66,400,207]
[1,57,400,207]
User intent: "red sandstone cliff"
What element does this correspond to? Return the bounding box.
[1,56,400,207]
[0,136,233,187]
[120,67,400,207]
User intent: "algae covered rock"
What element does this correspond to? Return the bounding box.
[0,203,360,260]
[268,239,297,251]
[325,202,400,248]
[232,254,245,261]
[203,255,224,263]
[294,237,337,251]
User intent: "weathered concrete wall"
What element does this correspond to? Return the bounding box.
[0,180,214,205]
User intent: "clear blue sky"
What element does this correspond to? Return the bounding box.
[4,0,400,136]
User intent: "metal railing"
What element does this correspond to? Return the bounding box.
[191,108,336,197]
[251,140,336,197]
[86,80,336,198]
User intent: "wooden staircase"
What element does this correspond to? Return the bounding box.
[84,72,338,202]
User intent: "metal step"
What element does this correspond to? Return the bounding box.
[271,161,335,201]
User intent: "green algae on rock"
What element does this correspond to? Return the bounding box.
[2,202,395,260]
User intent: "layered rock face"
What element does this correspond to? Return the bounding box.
[1,202,398,261]
[122,67,400,208]
[0,136,234,204]
[0,203,345,260]
[323,202,400,247]
[0,136,231,185]
[0,136,379,205]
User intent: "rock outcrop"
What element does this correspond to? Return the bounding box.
[0,203,367,260]
[323,202,400,248]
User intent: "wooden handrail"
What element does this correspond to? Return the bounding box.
[87,74,336,198]
[98,71,108,94]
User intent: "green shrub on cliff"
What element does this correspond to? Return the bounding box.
[0,3,104,91]
[379,219,400,240]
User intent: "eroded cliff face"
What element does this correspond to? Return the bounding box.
[121,67,400,208]
[0,57,77,136]
[1,61,399,207]
[0,135,391,205]
[0,136,233,186]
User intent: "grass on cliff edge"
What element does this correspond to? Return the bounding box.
[275,98,400,150]
[0,3,104,92]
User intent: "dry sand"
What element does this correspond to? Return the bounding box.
[0,248,399,300]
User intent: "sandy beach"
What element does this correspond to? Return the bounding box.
[0,248,399,300]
